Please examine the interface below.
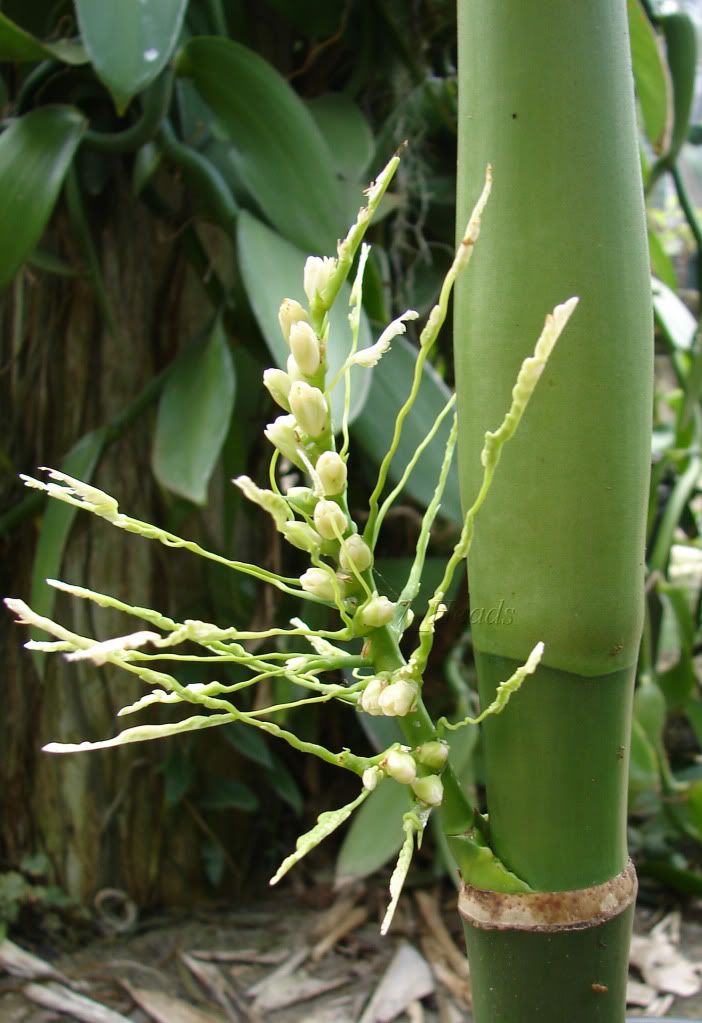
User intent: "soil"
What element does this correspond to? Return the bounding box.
[1,882,702,1022]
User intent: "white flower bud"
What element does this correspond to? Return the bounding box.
[287,354,305,382]
[378,680,418,717]
[280,521,321,553]
[362,766,380,791]
[289,321,321,376]
[360,677,385,715]
[361,594,396,628]
[340,533,373,573]
[313,499,347,540]
[385,750,417,785]
[233,475,291,528]
[415,741,449,770]
[264,414,302,466]
[263,368,292,410]
[304,255,337,305]
[289,381,328,438]
[352,311,419,368]
[316,451,347,496]
[278,298,310,342]
[299,567,341,602]
[411,774,444,807]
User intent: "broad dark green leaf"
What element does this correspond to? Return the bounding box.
[336,779,410,884]
[152,320,236,505]
[628,717,659,802]
[351,336,462,524]
[648,228,677,291]
[307,94,374,183]
[627,0,671,153]
[237,210,372,427]
[264,754,304,816]
[29,427,107,674]
[0,12,86,63]
[181,37,341,252]
[0,106,85,288]
[652,276,696,352]
[200,777,259,812]
[222,722,274,769]
[75,0,187,113]
[161,749,195,806]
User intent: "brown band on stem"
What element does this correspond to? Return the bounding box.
[459,860,637,932]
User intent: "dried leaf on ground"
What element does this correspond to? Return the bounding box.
[180,953,256,1022]
[630,912,702,997]
[0,940,68,983]
[23,982,132,1023]
[358,942,435,1023]
[123,982,226,1023]
[246,948,308,998]
[414,892,470,980]
[252,969,350,1013]
[311,905,369,961]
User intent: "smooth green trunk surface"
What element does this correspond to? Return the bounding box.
[463,905,634,1023]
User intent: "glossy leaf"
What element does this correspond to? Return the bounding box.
[222,721,274,769]
[351,336,463,523]
[335,779,411,884]
[29,428,106,674]
[199,778,259,812]
[152,320,236,505]
[236,210,372,427]
[264,754,304,816]
[652,276,696,352]
[307,93,374,182]
[75,0,187,113]
[627,0,671,153]
[0,106,85,288]
[181,37,341,252]
[0,12,86,63]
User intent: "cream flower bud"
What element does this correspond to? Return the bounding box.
[299,567,340,602]
[362,766,380,791]
[289,321,321,376]
[415,741,449,770]
[263,368,292,411]
[385,750,417,785]
[287,354,305,382]
[316,451,347,496]
[289,381,328,438]
[361,594,396,628]
[264,414,301,466]
[278,298,310,342]
[340,534,373,573]
[360,677,385,715]
[233,475,290,528]
[281,521,321,553]
[313,499,347,540]
[304,255,336,305]
[378,680,418,717]
[411,774,444,807]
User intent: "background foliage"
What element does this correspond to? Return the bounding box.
[3,0,702,934]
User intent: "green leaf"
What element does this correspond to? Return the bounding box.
[652,276,696,352]
[0,106,85,288]
[306,94,374,183]
[161,749,195,806]
[199,778,259,812]
[627,0,671,153]
[648,228,677,291]
[152,320,236,505]
[351,336,462,523]
[0,12,86,63]
[264,754,304,816]
[660,12,697,162]
[75,0,187,114]
[629,717,659,802]
[236,210,372,427]
[336,779,411,884]
[374,557,461,611]
[180,37,341,252]
[29,428,106,675]
[201,839,226,886]
[221,722,274,769]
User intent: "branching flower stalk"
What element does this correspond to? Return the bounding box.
[6,155,577,932]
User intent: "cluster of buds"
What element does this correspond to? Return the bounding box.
[360,671,419,717]
[362,743,448,808]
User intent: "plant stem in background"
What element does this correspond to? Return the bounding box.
[454,1,653,1019]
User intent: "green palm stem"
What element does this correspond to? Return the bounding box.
[453,2,652,1020]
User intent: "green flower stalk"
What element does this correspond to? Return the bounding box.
[6,154,577,934]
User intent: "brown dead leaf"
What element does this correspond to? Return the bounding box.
[123,983,225,1023]
[0,940,68,984]
[630,911,702,997]
[23,982,131,1023]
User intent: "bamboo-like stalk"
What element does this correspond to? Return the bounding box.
[453,1,653,1019]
